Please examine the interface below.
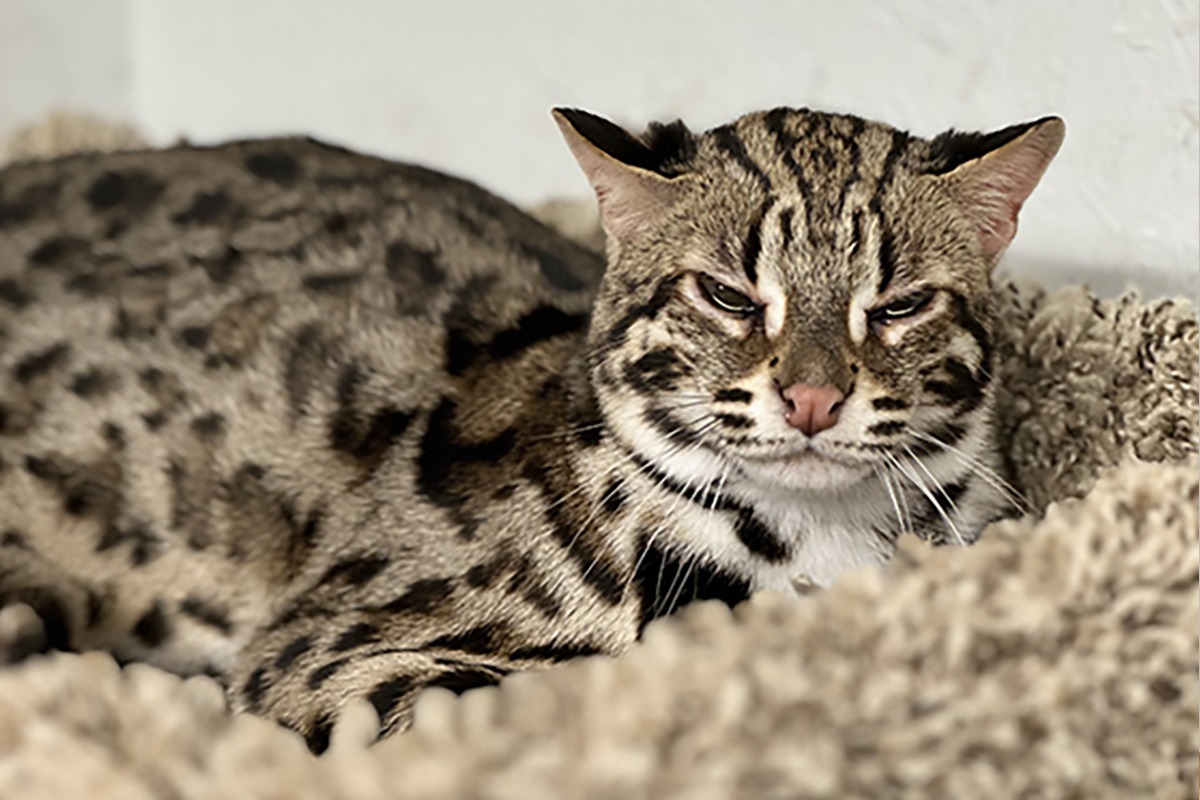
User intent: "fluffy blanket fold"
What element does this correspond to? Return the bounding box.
[0,116,1195,800]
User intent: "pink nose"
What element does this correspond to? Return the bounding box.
[781,383,845,435]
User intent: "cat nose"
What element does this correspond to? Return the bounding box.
[780,383,845,435]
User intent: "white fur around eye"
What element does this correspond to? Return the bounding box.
[757,269,787,339]
[848,281,876,344]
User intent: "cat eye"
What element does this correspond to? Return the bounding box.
[697,274,758,317]
[869,289,935,325]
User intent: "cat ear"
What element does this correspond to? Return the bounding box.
[934,116,1065,262]
[553,108,690,243]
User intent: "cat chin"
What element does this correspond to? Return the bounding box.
[737,454,872,493]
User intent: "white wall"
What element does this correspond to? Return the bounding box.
[2,0,1197,297]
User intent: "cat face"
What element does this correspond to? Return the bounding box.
[558,107,1063,499]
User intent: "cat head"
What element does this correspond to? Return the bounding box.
[556,106,1063,495]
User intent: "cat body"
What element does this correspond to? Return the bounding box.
[0,107,1062,749]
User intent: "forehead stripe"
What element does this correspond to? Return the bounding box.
[876,225,898,293]
[762,109,816,243]
[741,198,773,285]
[712,125,772,193]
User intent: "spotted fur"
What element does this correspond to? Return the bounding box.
[0,107,1062,751]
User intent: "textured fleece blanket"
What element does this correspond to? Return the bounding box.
[0,114,1195,800]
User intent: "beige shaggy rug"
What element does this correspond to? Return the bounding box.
[0,114,1196,800]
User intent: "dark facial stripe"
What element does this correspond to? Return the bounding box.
[714,388,753,404]
[712,125,772,193]
[836,116,866,213]
[624,347,687,394]
[600,274,681,349]
[869,420,906,437]
[741,200,770,285]
[872,396,909,411]
[949,293,994,372]
[778,206,795,255]
[869,129,911,215]
[924,357,986,413]
[908,421,969,458]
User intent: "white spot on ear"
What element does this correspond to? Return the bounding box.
[848,281,875,344]
[758,268,787,339]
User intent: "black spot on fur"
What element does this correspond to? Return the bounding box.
[132,601,172,647]
[101,422,126,450]
[179,596,233,634]
[274,635,314,670]
[427,623,502,655]
[306,657,350,689]
[303,272,362,293]
[304,714,335,755]
[196,244,243,284]
[635,537,752,633]
[329,622,381,652]
[243,665,269,711]
[602,477,627,514]
[379,578,455,614]
[85,170,165,213]
[85,590,107,628]
[465,551,513,589]
[14,343,71,384]
[141,410,168,431]
[508,641,603,662]
[173,191,231,225]
[366,675,416,725]
[245,152,300,185]
[179,325,210,350]
[0,279,31,309]
[327,364,413,472]
[317,554,390,588]
[190,411,226,439]
[69,368,118,398]
[1,530,29,550]
[507,554,562,619]
[417,398,515,510]
[96,524,162,566]
[1,588,71,651]
[426,668,505,695]
[283,324,331,418]
[28,236,88,269]
[449,306,587,377]
[733,510,791,563]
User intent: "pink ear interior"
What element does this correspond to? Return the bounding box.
[553,110,686,243]
[947,118,1065,260]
